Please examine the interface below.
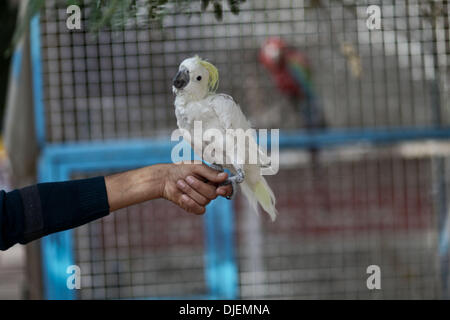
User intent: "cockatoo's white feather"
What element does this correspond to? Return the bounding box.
[173,56,277,220]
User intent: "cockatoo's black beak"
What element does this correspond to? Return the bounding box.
[173,68,189,89]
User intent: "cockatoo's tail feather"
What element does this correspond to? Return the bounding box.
[241,177,277,221]
[254,178,277,221]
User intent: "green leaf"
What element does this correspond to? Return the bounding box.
[227,0,240,15]
[201,0,211,11]
[213,1,223,21]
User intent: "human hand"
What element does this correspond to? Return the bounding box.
[161,163,233,215]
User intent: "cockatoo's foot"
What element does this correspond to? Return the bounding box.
[219,169,245,200]
[220,168,245,185]
[232,168,245,184]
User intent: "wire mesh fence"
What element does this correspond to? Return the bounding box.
[37,0,450,299]
[73,195,207,299]
[68,149,442,299]
[236,151,441,299]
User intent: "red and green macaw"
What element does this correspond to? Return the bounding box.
[260,37,326,130]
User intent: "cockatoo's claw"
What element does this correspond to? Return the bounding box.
[226,180,237,200]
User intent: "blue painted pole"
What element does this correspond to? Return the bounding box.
[30,14,46,148]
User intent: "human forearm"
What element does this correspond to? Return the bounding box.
[105,164,166,212]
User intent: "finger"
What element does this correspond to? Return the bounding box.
[166,185,204,214]
[179,194,206,215]
[193,165,228,183]
[177,179,210,206]
[217,185,233,198]
[185,176,218,200]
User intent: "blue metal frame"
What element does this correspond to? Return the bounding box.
[29,13,450,299]
[277,127,450,148]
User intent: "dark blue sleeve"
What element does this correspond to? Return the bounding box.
[0,176,110,251]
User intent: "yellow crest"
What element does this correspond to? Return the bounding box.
[198,57,219,93]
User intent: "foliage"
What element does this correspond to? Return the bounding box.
[11,0,246,49]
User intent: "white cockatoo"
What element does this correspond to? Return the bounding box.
[172,56,277,221]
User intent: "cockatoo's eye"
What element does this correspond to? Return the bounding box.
[196,76,202,81]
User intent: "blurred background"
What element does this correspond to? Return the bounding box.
[0,0,449,299]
